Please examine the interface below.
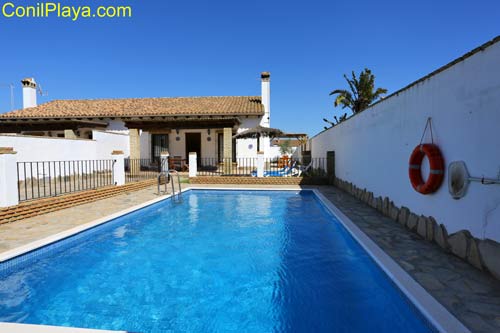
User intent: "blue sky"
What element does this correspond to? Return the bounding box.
[0,0,499,135]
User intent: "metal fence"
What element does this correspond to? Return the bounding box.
[197,157,327,177]
[197,158,255,176]
[125,158,161,183]
[17,160,115,202]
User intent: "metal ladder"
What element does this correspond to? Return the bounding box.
[157,163,183,202]
[167,169,183,202]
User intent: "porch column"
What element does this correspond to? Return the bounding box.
[129,128,140,159]
[129,128,141,177]
[64,129,77,139]
[223,127,233,174]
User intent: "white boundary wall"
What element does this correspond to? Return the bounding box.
[93,131,129,159]
[0,131,129,181]
[0,131,129,162]
[309,40,500,241]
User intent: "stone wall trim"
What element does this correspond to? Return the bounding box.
[331,176,500,281]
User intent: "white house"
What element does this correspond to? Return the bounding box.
[0,73,274,165]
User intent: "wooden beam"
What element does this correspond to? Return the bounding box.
[124,119,240,130]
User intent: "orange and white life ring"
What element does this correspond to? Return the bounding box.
[409,144,444,194]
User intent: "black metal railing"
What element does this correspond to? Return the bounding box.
[125,158,161,183]
[196,157,328,177]
[197,158,259,176]
[17,160,115,202]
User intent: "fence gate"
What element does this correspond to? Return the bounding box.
[326,151,335,178]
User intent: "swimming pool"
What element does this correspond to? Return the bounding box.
[0,190,438,332]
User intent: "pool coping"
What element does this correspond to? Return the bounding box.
[0,186,470,333]
[311,189,470,333]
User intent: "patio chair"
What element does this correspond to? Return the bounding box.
[277,156,290,168]
[251,161,297,177]
[169,156,184,171]
[297,161,313,176]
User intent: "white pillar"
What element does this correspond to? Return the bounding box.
[112,150,125,186]
[160,151,170,173]
[257,152,265,177]
[189,152,197,178]
[0,147,19,207]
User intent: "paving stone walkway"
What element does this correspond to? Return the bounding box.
[318,186,500,333]
[0,184,498,332]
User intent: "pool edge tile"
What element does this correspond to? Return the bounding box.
[0,322,129,333]
[312,189,471,333]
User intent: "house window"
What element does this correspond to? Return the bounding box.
[151,134,169,161]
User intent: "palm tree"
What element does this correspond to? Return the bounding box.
[329,68,387,114]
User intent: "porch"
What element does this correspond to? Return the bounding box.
[127,117,240,172]
[124,113,278,180]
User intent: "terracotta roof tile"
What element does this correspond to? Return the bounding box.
[0,96,264,119]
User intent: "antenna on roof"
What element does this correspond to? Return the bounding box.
[0,83,14,110]
[37,83,48,97]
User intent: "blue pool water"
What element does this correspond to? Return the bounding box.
[0,190,435,332]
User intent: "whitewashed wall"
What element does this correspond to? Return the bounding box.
[309,41,500,241]
[159,129,218,160]
[0,134,98,162]
[140,132,151,159]
[0,132,128,180]
[199,130,217,160]
[236,117,271,158]
[93,130,130,159]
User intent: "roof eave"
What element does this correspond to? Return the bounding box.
[0,112,264,122]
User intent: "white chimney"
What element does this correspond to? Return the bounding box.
[21,78,37,109]
[260,72,270,127]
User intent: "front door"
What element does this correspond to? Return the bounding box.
[185,133,201,163]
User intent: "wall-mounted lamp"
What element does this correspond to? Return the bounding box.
[176,129,180,134]
[207,129,211,135]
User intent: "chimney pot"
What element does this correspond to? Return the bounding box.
[21,78,37,89]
